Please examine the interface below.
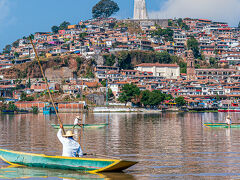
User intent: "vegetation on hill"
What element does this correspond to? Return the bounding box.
[92,0,119,18]
[187,37,201,59]
[103,50,181,70]
[151,27,174,42]
[51,21,71,33]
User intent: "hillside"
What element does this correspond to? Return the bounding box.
[0,55,95,80]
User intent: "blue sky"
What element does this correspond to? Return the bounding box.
[0,0,239,51]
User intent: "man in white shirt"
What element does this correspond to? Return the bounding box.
[226,116,232,125]
[57,126,83,157]
[74,116,84,127]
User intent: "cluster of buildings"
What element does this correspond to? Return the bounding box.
[0,16,240,108]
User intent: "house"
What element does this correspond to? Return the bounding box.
[135,63,180,79]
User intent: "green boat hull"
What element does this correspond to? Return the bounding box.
[204,123,240,128]
[0,149,137,173]
[51,124,108,129]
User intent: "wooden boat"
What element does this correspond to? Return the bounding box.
[0,149,137,173]
[204,123,240,128]
[51,123,108,129]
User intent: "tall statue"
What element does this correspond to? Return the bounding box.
[134,0,148,20]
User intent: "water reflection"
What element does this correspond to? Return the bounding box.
[0,165,135,180]
[1,112,240,179]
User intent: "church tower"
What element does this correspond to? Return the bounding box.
[186,50,196,80]
[134,0,148,20]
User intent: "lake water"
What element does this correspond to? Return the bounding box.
[1,112,240,179]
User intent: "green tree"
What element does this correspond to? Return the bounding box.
[101,80,107,87]
[140,90,151,107]
[59,21,70,30]
[155,51,172,63]
[168,20,173,26]
[20,92,34,101]
[108,88,114,99]
[103,54,116,66]
[118,84,140,105]
[238,21,240,28]
[32,106,39,114]
[175,96,186,106]
[187,37,200,59]
[12,40,19,48]
[92,0,120,18]
[179,61,187,74]
[79,32,88,40]
[117,51,133,70]
[151,28,174,42]
[8,102,18,111]
[140,90,166,108]
[3,44,11,54]
[14,52,19,58]
[51,26,59,33]
[209,57,218,68]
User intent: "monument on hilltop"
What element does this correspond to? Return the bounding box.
[134,0,148,20]
[121,0,168,27]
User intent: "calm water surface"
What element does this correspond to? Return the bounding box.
[1,112,240,179]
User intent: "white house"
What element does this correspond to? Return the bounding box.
[135,63,180,79]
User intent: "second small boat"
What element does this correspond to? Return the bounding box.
[204,123,240,128]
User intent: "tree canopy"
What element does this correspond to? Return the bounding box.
[175,96,186,106]
[103,54,116,66]
[140,90,166,108]
[59,21,70,30]
[151,28,174,42]
[118,84,140,105]
[141,90,173,108]
[51,26,59,34]
[3,45,11,54]
[187,37,200,59]
[92,0,119,19]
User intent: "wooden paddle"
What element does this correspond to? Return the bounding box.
[29,37,66,135]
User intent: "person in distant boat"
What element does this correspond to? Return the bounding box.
[226,115,232,125]
[57,125,83,157]
[74,116,83,127]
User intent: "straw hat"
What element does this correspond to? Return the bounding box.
[63,130,76,137]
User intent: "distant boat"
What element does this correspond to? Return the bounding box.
[51,123,108,129]
[0,148,137,173]
[204,123,240,128]
[43,105,58,115]
[1,110,14,114]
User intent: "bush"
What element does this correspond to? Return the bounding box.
[32,106,38,114]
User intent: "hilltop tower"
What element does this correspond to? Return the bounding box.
[134,0,148,20]
[186,50,196,80]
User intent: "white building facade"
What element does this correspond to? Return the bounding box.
[135,63,180,79]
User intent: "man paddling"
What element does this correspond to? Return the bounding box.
[226,115,232,125]
[57,125,83,157]
[73,116,84,128]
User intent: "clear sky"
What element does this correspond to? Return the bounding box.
[0,0,239,51]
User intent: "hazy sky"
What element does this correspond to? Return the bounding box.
[0,0,239,51]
